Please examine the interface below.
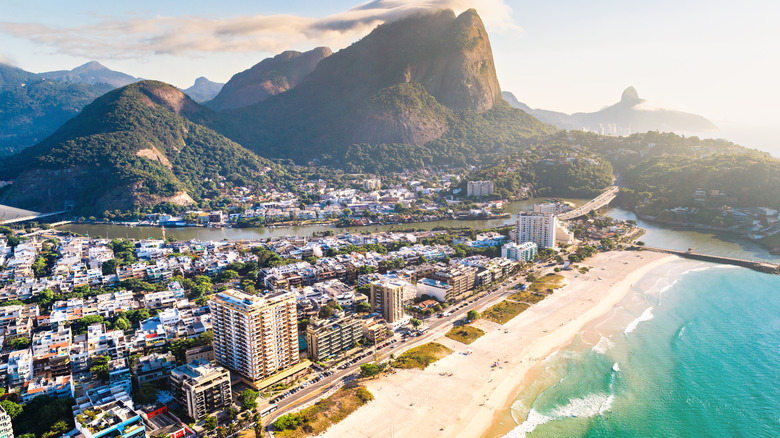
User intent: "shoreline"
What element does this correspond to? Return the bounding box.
[319,250,680,438]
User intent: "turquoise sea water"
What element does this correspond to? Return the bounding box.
[505,265,780,437]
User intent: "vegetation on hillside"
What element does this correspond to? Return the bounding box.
[0,64,112,156]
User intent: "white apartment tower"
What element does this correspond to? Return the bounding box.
[209,290,299,385]
[514,213,557,249]
[467,181,494,197]
[0,405,13,438]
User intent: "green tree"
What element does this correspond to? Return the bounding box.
[204,416,217,431]
[226,407,238,421]
[360,363,380,378]
[0,400,22,419]
[356,302,371,313]
[135,383,159,405]
[467,310,480,321]
[6,337,31,350]
[90,355,110,380]
[239,389,258,411]
[101,258,120,275]
[410,318,422,328]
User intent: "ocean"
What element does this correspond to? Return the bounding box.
[500,261,780,437]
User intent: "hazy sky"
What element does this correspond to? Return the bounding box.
[1,0,778,130]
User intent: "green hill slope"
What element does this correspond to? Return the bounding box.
[0,63,112,156]
[1,81,280,215]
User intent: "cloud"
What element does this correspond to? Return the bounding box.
[0,0,518,59]
[0,53,16,65]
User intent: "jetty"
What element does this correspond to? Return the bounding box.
[641,246,780,275]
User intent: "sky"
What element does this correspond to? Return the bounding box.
[1,0,778,149]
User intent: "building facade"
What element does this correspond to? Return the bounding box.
[369,279,408,324]
[209,290,299,384]
[467,181,494,197]
[514,213,557,249]
[169,360,231,420]
[305,312,363,361]
[0,405,13,438]
[431,265,478,301]
[501,241,538,262]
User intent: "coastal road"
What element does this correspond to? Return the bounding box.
[262,271,537,428]
[558,186,619,220]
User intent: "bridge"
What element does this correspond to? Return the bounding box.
[641,246,780,275]
[0,205,68,225]
[558,186,619,220]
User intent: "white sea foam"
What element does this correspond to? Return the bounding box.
[592,336,615,354]
[612,362,620,372]
[505,394,614,437]
[624,307,654,334]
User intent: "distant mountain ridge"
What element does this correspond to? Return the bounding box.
[0,63,112,156]
[182,77,224,102]
[40,61,139,88]
[1,81,278,214]
[207,47,332,110]
[502,87,717,134]
[211,9,536,162]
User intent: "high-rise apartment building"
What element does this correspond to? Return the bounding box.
[169,360,231,420]
[467,180,494,197]
[305,312,363,361]
[0,405,13,438]
[514,213,557,249]
[369,279,410,324]
[209,290,299,385]
[431,265,478,301]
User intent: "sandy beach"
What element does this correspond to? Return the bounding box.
[319,250,679,438]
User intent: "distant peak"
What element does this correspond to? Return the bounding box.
[75,61,108,72]
[621,86,640,103]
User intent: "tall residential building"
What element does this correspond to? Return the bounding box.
[0,405,13,438]
[305,312,363,361]
[169,360,231,420]
[363,178,381,191]
[431,265,478,301]
[467,180,494,197]
[502,241,538,262]
[209,290,299,385]
[514,213,557,249]
[369,279,411,324]
[533,202,558,215]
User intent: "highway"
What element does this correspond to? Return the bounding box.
[557,186,619,220]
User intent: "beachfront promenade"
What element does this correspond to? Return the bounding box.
[642,246,780,274]
[558,186,619,220]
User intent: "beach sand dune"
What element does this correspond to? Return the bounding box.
[319,251,678,438]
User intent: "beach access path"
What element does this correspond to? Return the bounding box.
[319,250,678,438]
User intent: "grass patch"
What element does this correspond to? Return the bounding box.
[482,301,530,324]
[508,290,547,304]
[391,342,453,370]
[445,325,486,345]
[273,384,374,438]
[528,273,565,293]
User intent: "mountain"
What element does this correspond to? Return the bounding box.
[40,61,139,88]
[207,47,332,111]
[503,87,717,134]
[501,91,577,130]
[210,9,549,168]
[0,63,112,157]
[0,81,281,215]
[182,77,224,102]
